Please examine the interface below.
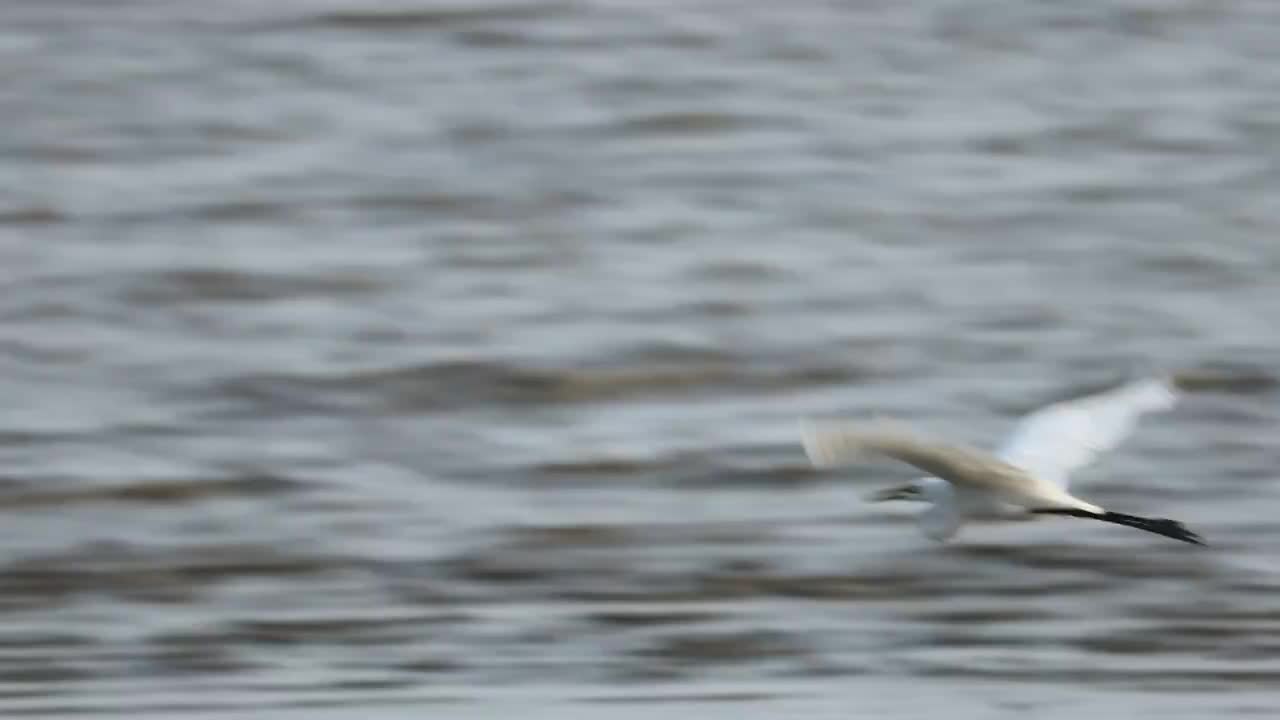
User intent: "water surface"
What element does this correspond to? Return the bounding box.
[3,0,1280,716]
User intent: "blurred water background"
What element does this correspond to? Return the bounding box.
[3,0,1280,717]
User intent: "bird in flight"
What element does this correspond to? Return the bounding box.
[800,377,1204,545]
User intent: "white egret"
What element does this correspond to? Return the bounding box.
[801,377,1204,545]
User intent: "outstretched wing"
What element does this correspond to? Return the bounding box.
[995,376,1179,489]
[800,418,1093,512]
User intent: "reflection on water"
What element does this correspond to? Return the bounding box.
[4,0,1280,716]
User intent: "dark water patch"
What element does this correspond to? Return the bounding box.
[953,543,1214,580]
[453,28,538,49]
[1215,642,1280,661]
[684,260,792,284]
[1132,135,1235,156]
[1074,622,1258,656]
[0,663,93,685]
[197,120,294,145]
[164,542,348,582]
[677,559,963,603]
[1059,182,1163,205]
[583,690,790,704]
[121,268,386,305]
[379,575,466,608]
[0,474,302,509]
[291,2,576,32]
[424,535,1149,606]
[689,571,886,602]
[394,657,466,674]
[604,340,737,366]
[604,111,796,139]
[329,677,421,692]
[14,143,105,165]
[509,523,782,550]
[533,451,816,488]
[630,629,808,667]
[0,428,93,447]
[145,642,260,676]
[200,373,365,418]
[503,366,732,404]
[438,245,585,271]
[1178,396,1276,426]
[680,299,754,318]
[1121,602,1280,623]
[436,523,786,591]
[923,631,1045,649]
[437,547,583,586]
[907,607,1059,624]
[1139,251,1252,284]
[265,358,860,414]
[331,360,731,410]
[0,298,85,324]
[228,614,453,644]
[344,191,508,218]
[534,457,679,480]
[584,609,722,629]
[672,460,819,489]
[501,524,643,549]
[913,576,1114,600]
[0,542,355,611]
[967,305,1066,332]
[152,606,470,656]
[0,632,97,650]
[1174,368,1278,394]
[0,696,462,716]
[696,456,821,489]
[1146,604,1280,622]
[551,561,1085,604]
[913,664,1280,688]
[0,338,94,367]
[156,614,446,649]
[180,200,301,223]
[969,133,1032,156]
[443,118,512,145]
[0,206,65,225]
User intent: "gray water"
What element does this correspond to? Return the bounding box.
[3,0,1280,717]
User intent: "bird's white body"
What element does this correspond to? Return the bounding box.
[802,377,1190,543]
[914,477,1021,540]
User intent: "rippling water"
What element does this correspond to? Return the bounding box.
[4,0,1280,717]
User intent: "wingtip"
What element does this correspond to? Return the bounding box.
[1126,374,1181,411]
[1155,372,1182,399]
[1151,517,1206,546]
[1178,524,1208,547]
[798,418,839,469]
[800,417,891,469]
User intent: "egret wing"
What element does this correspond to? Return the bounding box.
[995,377,1179,489]
[801,419,1090,510]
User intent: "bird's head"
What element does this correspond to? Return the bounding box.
[868,477,949,504]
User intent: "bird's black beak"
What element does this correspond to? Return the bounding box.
[869,485,915,502]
